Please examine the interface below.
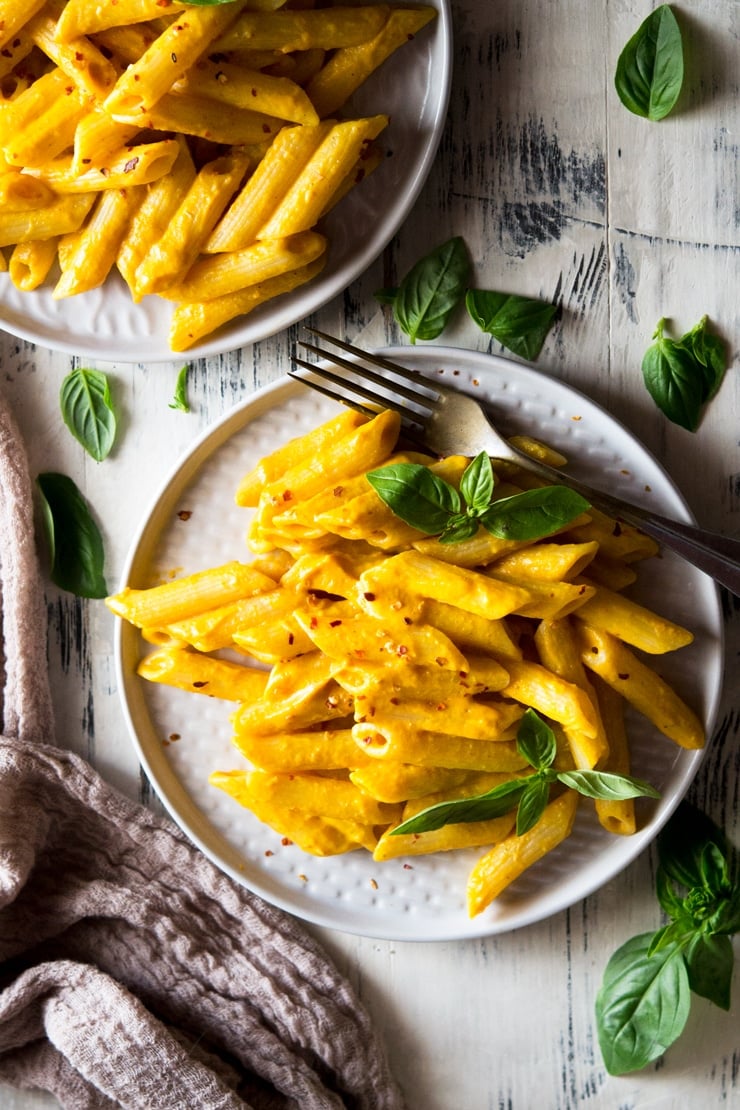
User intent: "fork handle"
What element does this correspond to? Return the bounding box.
[503,456,740,597]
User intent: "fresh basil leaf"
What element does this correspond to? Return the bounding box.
[678,315,726,401]
[614,4,684,121]
[438,513,480,544]
[684,932,734,1011]
[515,776,551,836]
[658,802,730,893]
[366,462,459,533]
[460,452,495,512]
[479,486,590,541]
[656,865,689,921]
[646,920,692,957]
[169,364,191,412]
[393,236,470,343]
[556,769,660,801]
[465,289,557,361]
[642,317,726,432]
[390,777,530,836]
[595,933,691,1075]
[374,287,398,305]
[59,367,117,462]
[516,708,557,772]
[36,473,107,599]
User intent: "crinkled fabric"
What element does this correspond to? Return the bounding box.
[0,389,404,1110]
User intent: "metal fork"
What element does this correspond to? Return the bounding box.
[290,328,740,596]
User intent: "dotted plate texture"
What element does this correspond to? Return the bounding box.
[0,4,451,363]
[115,349,724,941]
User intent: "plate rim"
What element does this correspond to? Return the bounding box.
[113,348,725,941]
[0,2,452,363]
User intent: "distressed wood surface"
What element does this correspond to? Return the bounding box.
[1,1,738,1107]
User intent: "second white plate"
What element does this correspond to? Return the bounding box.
[0,4,451,362]
[114,348,724,941]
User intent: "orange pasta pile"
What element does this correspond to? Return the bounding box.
[0,0,436,350]
[107,411,704,916]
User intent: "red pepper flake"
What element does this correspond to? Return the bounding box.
[591,646,599,654]
[99,167,110,177]
[81,157,91,164]
[282,490,292,501]
[618,673,630,680]
[435,657,447,666]
[251,87,258,97]
[133,73,141,82]
[262,123,272,133]
[177,510,192,521]
[123,156,140,173]
[171,51,178,63]
[364,591,376,601]
[74,51,83,61]
[354,648,366,658]
[612,522,622,536]
[403,863,414,870]
[436,702,447,711]
[397,645,409,656]
[65,85,74,95]
[281,837,292,846]
[329,619,342,627]
[288,632,294,645]
[192,681,208,688]
[389,696,400,705]
[169,733,180,741]
[333,486,343,496]
[403,616,412,625]
[264,849,274,857]
[310,616,318,629]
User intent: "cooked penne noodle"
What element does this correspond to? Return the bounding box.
[591,675,636,836]
[8,237,58,290]
[466,791,579,916]
[575,622,705,749]
[55,185,145,298]
[137,646,269,702]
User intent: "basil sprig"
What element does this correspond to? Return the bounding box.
[596,804,740,1075]
[376,236,557,359]
[614,4,684,121]
[391,710,659,837]
[59,368,117,462]
[366,452,589,544]
[169,364,191,412]
[37,472,107,598]
[642,316,726,431]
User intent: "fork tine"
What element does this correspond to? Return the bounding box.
[288,368,378,419]
[291,356,424,425]
[298,338,435,411]
[305,327,439,391]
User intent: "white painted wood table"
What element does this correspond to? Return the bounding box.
[1,1,738,1107]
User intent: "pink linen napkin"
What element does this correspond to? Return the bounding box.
[0,388,405,1110]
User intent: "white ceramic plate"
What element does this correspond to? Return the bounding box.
[115,348,724,941]
[0,5,451,363]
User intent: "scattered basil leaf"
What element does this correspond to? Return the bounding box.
[59,368,117,462]
[614,4,684,121]
[392,236,470,343]
[366,462,460,533]
[479,486,590,541]
[169,364,191,412]
[557,770,660,801]
[516,707,557,772]
[642,317,727,432]
[596,934,691,1075]
[36,472,107,598]
[684,932,734,1011]
[596,804,740,1075]
[465,290,558,361]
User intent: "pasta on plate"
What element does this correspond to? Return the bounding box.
[0,0,436,350]
[107,408,705,918]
